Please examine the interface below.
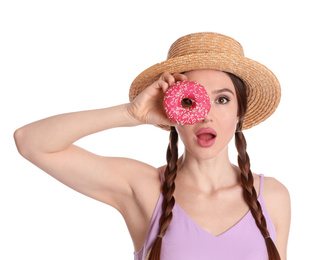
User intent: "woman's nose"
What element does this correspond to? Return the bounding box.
[202,109,213,123]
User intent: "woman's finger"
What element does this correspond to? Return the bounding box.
[160,72,176,86]
[173,73,188,82]
[157,80,169,93]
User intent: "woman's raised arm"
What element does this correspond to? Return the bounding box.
[13,72,186,211]
[13,104,149,209]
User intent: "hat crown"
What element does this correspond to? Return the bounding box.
[167,32,244,59]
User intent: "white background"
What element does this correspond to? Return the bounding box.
[1,0,326,259]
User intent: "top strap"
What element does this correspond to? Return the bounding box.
[259,174,264,196]
[158,169,164,184]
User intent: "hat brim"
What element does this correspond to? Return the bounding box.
[129,53,281,130]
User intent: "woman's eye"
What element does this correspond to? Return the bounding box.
[215,97,230,104]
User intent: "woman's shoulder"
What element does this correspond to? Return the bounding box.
[262,175,290,202]
[252,173,289,196]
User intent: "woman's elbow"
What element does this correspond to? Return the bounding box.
[14,127,34,160]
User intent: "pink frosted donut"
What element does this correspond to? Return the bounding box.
[163,81,211,125]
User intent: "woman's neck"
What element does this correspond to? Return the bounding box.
[176,147,240,193]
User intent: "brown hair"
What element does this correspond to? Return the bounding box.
[148,72,280,260]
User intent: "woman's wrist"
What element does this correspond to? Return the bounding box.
[119,103,143,127]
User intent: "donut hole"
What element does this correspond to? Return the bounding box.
[181,98,195,109]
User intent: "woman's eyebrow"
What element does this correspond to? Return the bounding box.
[211,88,235,96]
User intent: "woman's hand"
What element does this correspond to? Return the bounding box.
[127,72,188,126]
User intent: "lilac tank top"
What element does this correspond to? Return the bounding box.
[134,170,276,260]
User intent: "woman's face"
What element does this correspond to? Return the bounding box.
[176,69,239,160]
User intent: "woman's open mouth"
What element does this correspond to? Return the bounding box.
[195,128,217,148]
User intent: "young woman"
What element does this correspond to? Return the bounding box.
[14,32,291,260]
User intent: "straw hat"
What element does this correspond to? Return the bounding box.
[129,32,281,131]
